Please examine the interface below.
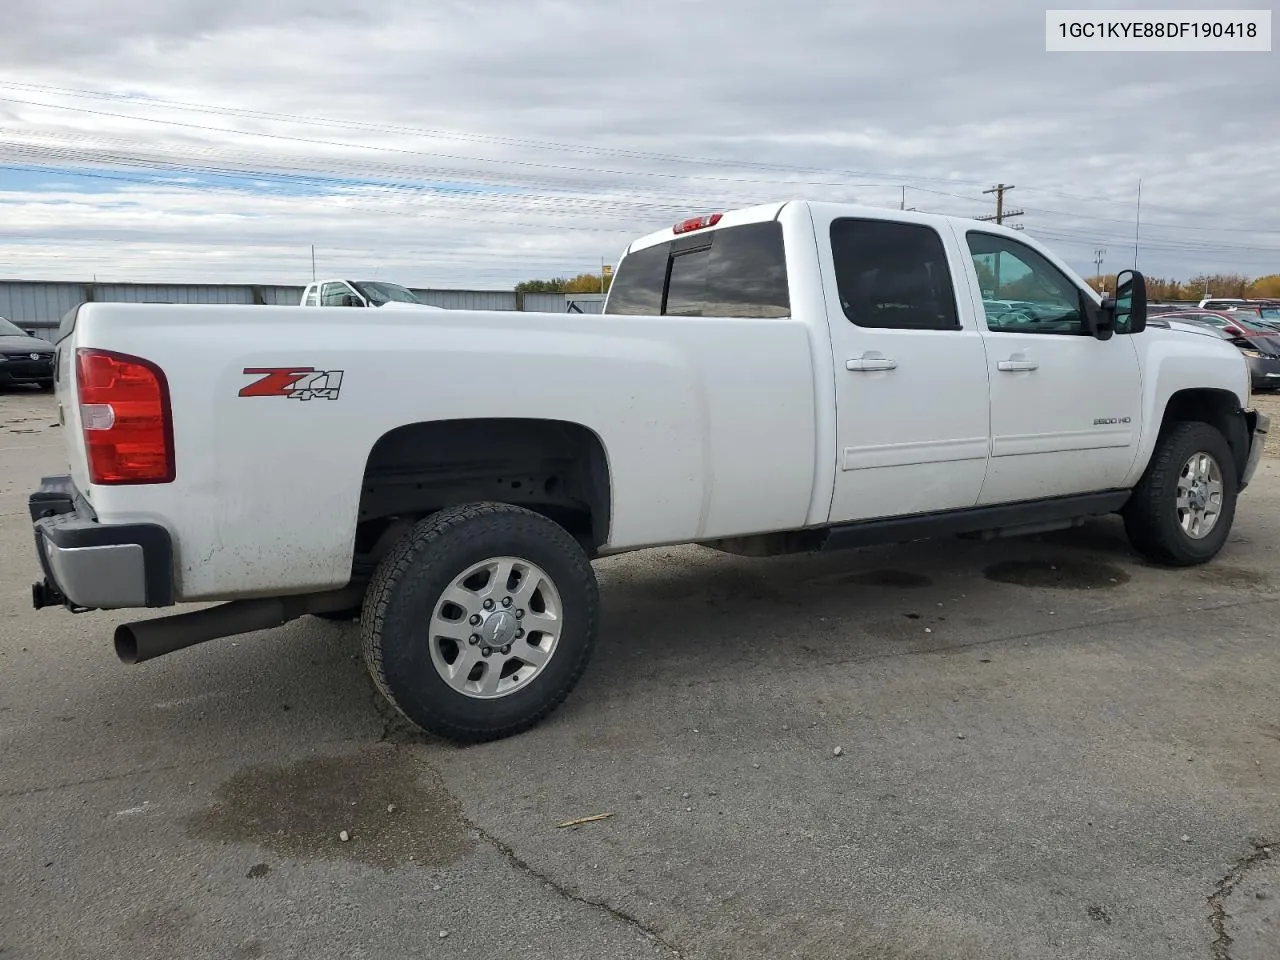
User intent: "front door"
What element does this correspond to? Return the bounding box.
[955,227,1143,505]
[821,215,992,523]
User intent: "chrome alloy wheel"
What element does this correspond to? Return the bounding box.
[428,556,563,699]
[1176,451,1224,540]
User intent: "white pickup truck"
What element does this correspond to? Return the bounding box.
[299,278,444,310]
[28,200,1269,742]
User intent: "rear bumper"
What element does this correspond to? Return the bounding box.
[30,475,174,611]
[1240,410,1269,491]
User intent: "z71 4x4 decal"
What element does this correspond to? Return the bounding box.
[239,367,344,400]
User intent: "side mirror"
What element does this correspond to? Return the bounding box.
[1112,269,1147,335]
[339,294,362,307]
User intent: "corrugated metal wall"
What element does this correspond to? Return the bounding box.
[0,282,86,330]
[412,289,518,311]
[0,281,604,340]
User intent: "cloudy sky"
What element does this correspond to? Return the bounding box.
[0,0,1276,289]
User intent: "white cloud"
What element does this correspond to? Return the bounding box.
[0,0,1276,287]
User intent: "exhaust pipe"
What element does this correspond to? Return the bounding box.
[114,585,365,664]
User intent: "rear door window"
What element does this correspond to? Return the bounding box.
[829,218,961,331]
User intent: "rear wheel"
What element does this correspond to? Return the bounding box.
[361,502,599,743]
[1123,421,1238,566]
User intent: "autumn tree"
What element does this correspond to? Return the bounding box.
[515,272,612,294]
[1185,274,1251,298]
[1248,274,1280,298]
[562,272,612,293]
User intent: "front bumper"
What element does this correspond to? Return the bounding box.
[0,354,55,384]
[29,475,174,611]
[1240,410,1270,491]
[1246,356,1280,391]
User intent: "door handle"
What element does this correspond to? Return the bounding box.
[997,359,1038,372]
[847,356,898,372]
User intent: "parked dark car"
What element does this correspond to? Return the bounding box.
[1151,312,1280,391]
[0,316,55,390]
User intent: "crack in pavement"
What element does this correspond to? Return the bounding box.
[1209,838,1273,960]
[365,685,685,956]
[469,820,685,959]
[0,761,190,799]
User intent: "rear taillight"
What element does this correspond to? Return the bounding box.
[76,348,175,485]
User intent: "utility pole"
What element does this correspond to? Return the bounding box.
[1133,178,1142,270]
[311,245,316,282]
[1093,248,1106,287]
[976,183,1024,226]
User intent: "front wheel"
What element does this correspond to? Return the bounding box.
[361,503,599,743]
[1123,421,1239,566]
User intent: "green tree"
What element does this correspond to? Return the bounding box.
[515,273,612,294]
[514,277,568,294]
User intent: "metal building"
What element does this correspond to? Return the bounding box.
[0,280,605,340]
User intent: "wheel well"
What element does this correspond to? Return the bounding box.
[353,419,611,570]
[1159,388,1249,478]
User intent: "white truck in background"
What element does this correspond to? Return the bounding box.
[28,201,1268,743]
[300,279,444,310]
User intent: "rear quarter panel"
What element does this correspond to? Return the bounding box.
[70,303,817,600]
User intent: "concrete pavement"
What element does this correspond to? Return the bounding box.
[2,388,1277,960]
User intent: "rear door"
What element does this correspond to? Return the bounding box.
[817,214,992,522]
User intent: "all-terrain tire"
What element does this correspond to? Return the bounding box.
[1123,420,1238,566]
[361,502,599,743]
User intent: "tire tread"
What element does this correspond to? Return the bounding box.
[361,502,598,743]
[1123,420,1237,566]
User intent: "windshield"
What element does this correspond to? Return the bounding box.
[350,281,423,306]
[0,317,29,337]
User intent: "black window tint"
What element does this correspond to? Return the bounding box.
[700,221,789,318]
[829,219,960,330]
[965,231,1085,335]
[603,242,668,315]
[603,221,790,318]
[665,248,711,316]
